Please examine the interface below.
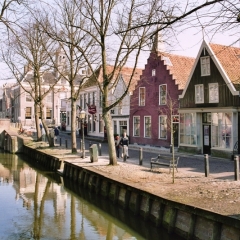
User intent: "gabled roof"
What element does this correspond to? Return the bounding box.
[156,52,195,90]
[83,65,142,92]
[180,40,240,98]
[210,43,240,91]
[22,71,84,86]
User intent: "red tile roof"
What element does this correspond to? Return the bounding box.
[209,43,240,90]
[157,52,195,90]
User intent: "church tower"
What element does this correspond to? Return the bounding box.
[55,44,66,77]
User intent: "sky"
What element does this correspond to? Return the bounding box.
[0,0,239,84]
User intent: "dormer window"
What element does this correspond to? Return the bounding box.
[152,69,156,76]
[201,56,210,76]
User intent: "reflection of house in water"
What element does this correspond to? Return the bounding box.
[1,154,147,239]
[76,197,142,239]
[0,154,68,215]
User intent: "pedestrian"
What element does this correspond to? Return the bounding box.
[39,122,43,132]
[120,132,129,158]
[54,127,59,141]
[115,135,120,158]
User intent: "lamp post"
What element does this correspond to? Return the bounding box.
[80,110,86,158]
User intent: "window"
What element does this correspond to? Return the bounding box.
[26,93,32,102]
[133,116,140,137]
[139,87,145,106]
[80,95,83,109]
[179,113,197,145]
[84,94,87,108]
[88,93,91,104]
[159,115,167,139]
[99,114,104,132]
[209,83,219,103]
[46,94,52,102]
[159,84,167,105]
[144,116,151,138]
[46,108,52,119]
[211,112,232,149]
[93,92,96,105]
[152,69,156,76]
[88,115,92,132]
[195,84,204,103]
[120,121,127,135]
[25,107,31,119]
[201,56,210,76]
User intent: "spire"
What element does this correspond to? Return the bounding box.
[55,43,66,76]
[152,28,165,52]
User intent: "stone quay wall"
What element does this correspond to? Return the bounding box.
[21,145,240,240]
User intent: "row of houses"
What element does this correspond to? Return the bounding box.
[1,37,240,158]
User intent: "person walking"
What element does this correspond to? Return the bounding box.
[115,135,121,158]
[120,132,129,159]
[54,127,59,141]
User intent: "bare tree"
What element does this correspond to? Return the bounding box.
[56,0,161,165]
[40,0,99,153]
[2,18,60,145]
[158,93,179,183]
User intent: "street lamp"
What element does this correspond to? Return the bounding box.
[80,110,86,158]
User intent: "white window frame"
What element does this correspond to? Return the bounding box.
[159,115,167,139]
[144,116,151,138]
[152,69,156,76]
[159,84,167,105]
[195,84,204,104]
[139,87,145,106]
[200,56,210,76]
[133,116,140,137]
[209,83,219,103]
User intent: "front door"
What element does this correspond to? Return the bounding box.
[203,125,211,154]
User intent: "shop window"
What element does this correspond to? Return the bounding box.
[179,113,196,145]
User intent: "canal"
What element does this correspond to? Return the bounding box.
[0,150,184,240]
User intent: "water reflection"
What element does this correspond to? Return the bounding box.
[0,151,183,240]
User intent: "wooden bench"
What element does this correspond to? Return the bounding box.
[150,155,180,173]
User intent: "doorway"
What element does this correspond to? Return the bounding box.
[203,124,211,154]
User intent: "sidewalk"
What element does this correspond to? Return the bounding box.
[24,136,240,217]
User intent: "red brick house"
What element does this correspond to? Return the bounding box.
[129,39,195,147]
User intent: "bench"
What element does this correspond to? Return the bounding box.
[150,155,179,173]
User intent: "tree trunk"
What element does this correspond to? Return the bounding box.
[34,104,42,141]
[71,99,77,153]
[104,112,117,165]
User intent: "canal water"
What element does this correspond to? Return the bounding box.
[0,151,184,240]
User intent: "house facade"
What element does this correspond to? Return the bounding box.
[129,47,194,147]
[179,40,240,158]
[74,66,142,139]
